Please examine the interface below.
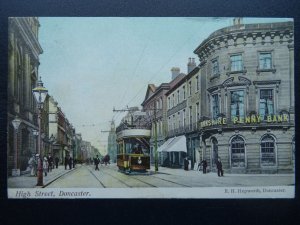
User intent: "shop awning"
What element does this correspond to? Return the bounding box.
[165,135,187,153]
[157,137,175,152]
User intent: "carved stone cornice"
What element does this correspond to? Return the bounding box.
[253,80,281,93]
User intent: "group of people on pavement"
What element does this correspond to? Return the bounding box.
[64,155,75,170]
[183,156,224,177]
[28,153,60,177]
[196,158,224,177]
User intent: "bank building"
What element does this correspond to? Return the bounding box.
[163,19,294,174]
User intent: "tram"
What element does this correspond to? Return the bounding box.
[116,123,151,173]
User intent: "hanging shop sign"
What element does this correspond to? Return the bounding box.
[199,114,289,128]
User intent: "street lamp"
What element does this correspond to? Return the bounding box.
[12,116,22,176]
[32,76,48,186]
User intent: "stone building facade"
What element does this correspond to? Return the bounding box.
[7,17,44,175]
[193,21,294,173]
[141,68,185,165]
[146,20,294,174]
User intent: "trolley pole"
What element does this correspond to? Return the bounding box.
[154,106,158,172]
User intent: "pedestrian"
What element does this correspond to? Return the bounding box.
[216,158,224,177]
[69,157,73,169]
[64,155,69,170]
[28,154,37,176]
[200,159,208,174]
[94,155,100,170]
[47,153,53,172]
[43,156,48,176]
[184,157,189,171]
[55,156,59,168]
[35,154,40,176]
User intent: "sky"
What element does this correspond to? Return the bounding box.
[38,17,292,155]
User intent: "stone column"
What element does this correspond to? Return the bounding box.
[24,49,31,111]
[8,31,15,97]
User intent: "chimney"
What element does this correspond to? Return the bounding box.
[171,67,180,80]
[187,57,196,73]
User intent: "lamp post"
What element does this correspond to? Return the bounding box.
[12,116,22,176]
[32,76,48,186]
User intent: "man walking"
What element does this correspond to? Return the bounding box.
[200,159,208,174]
[216,158,224,177]
[64,155,69,170]
[47,153,53,172]
[94,155,100,171]
[55,156,59,169]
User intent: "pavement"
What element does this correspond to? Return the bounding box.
[7,165,80,188]
[7,163,294,188]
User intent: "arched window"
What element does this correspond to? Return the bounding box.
[261,135,276,166]
[231,136,245,167]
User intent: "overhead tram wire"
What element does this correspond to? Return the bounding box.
[113,18,217,123]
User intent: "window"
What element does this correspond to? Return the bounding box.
[173,115,175,131]
[259,53,272,69]
[230,54,243,72]
[168,97,170,109]
[183,86,186,100]
[231,136,245,167]
[178,112,181,131]
[177,90,180,104]
[188,81,192,96]
[189,106,192,129]
[230,90,245,120]
[212,94,219,119]
[196,102,200,121]
[172,94,175,107]
[183,109,186,128]
[261,135,276,166]
[196,76,199,91]
[212,59,219,75]
[259,89,274,120]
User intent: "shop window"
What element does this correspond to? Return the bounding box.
[230,90,245,120]
[261,135,276,166]
[231,136,245,167]
[230,54,243,72]
[259,53,272,69]
[259,89,274,120]
[212,94,219,119]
